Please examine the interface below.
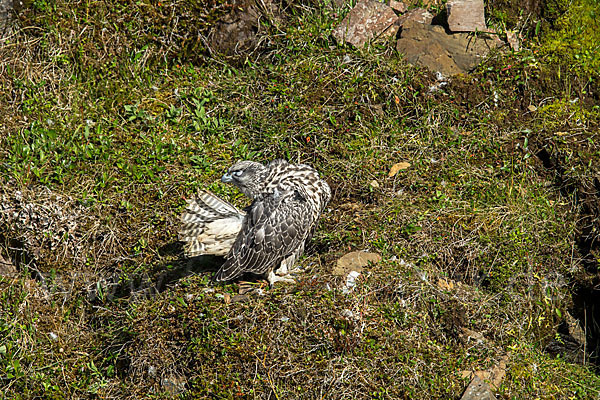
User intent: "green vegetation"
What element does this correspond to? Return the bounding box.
[0,0,599,398]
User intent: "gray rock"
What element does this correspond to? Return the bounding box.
[396,20,502,75]
[333,0,398,47]
[461,375,496,400]
[447,0,487,32]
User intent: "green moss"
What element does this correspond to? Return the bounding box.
[541,0,600,76]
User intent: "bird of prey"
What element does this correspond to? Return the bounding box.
[179,159,331,285]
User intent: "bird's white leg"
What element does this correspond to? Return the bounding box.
[267,269,296,286]
[274,245,305,277]
[275,259,289,275]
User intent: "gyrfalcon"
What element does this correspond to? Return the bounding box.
[179,159,330,285]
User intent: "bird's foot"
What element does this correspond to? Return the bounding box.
[238,281,265,294]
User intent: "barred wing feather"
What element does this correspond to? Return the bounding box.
[179,190,245,257]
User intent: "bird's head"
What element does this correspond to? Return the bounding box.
[221,161,268,199]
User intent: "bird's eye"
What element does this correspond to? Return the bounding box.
[233,170,244,177]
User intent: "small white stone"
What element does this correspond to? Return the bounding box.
[343,270,361,293]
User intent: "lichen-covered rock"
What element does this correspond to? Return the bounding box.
[460,376,496,400]
[396,7,433,27]
[332,0,397,47]
[389,0,407,13]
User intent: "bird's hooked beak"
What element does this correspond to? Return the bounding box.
[221,173,233,183]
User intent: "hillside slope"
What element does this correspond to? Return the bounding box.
[0,0,599,398]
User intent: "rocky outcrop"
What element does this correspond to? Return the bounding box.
[329,0,507,75]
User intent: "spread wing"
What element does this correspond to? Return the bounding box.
[214,189,316,281]
[178,190,244,257]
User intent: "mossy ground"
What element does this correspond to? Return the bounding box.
[0,0,599,398]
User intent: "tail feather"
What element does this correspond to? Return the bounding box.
[179,190,245,257]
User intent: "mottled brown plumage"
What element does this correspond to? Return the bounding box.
[179,159,330,285]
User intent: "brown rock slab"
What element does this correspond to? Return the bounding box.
[333,0,398,47]
[396,20,502,75]
[396,7,433,27]
[333,251,382,276]
[447,0,487,32]
[461,375,496,400]
[460,355,507,391]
